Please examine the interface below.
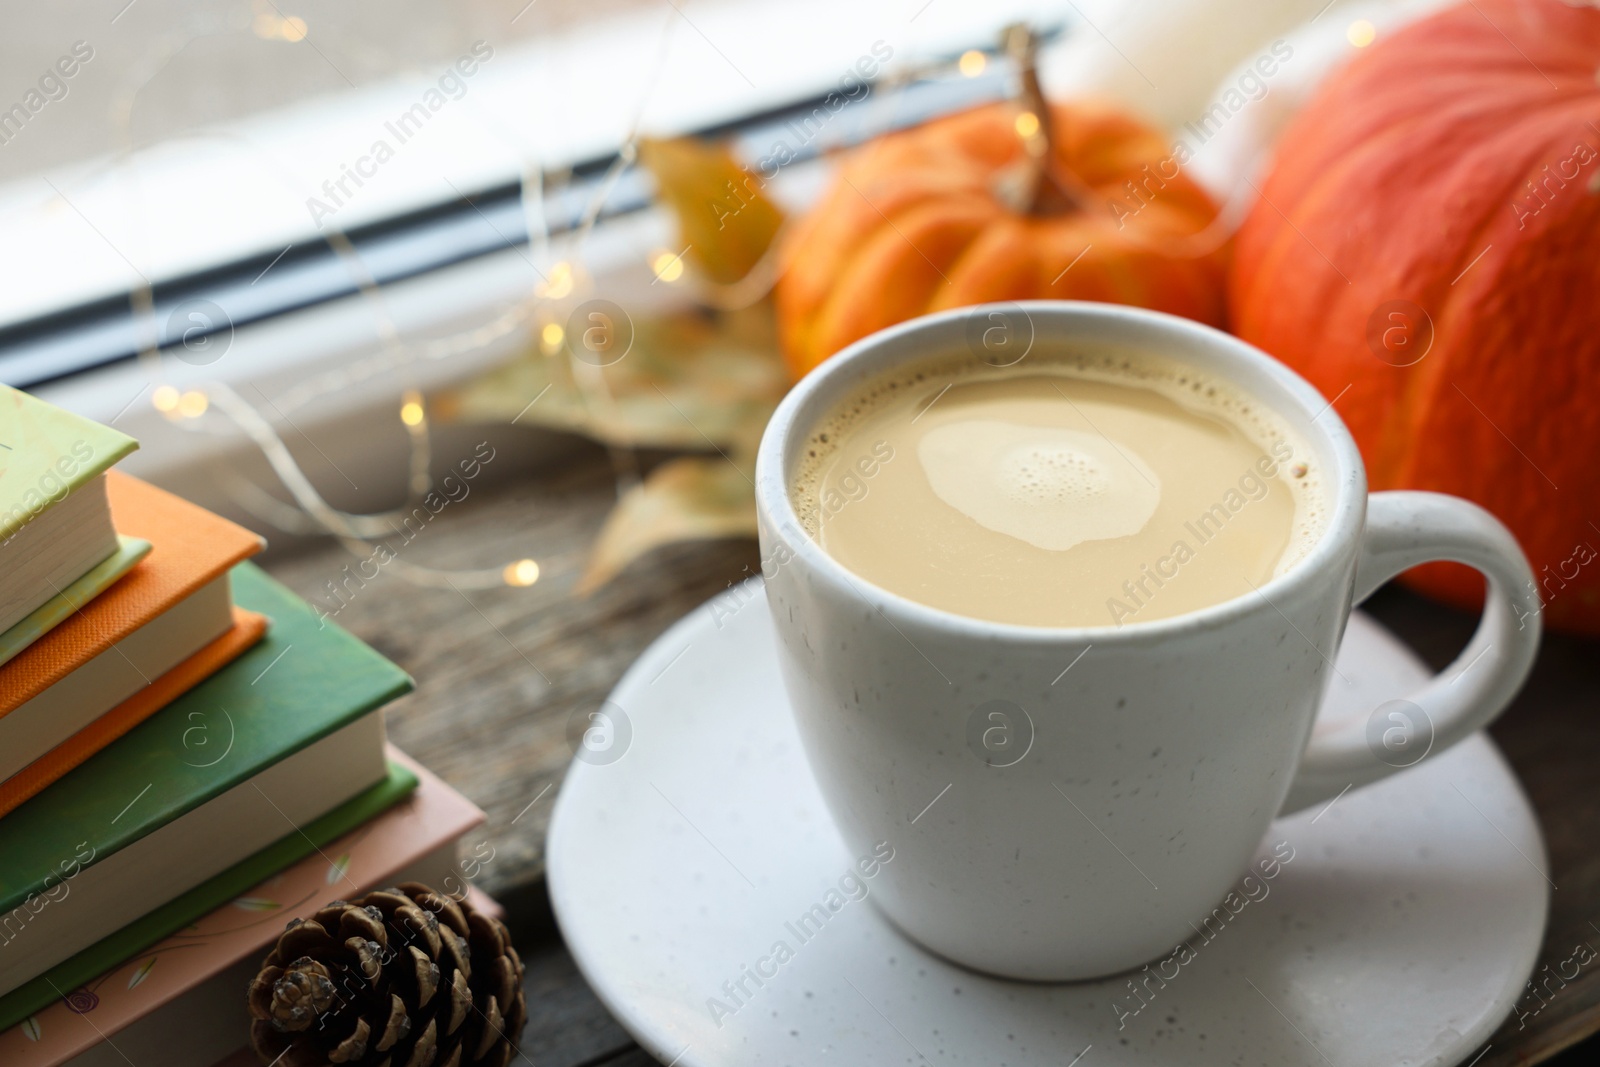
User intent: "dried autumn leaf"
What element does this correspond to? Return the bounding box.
[579,456,756,593]
[446,304,786,455]
[638,136,785,285]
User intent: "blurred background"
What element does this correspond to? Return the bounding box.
[0,1,650,182]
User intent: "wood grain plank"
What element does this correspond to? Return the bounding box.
[261,445,761,903]
[589,1050,670,1067]
[520,939,636,1067]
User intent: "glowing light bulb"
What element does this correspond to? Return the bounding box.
[253,13,308,41]
[538,261,574,300]
[651,250,685,284]
[541,322,565,353]
[177,390,209,418]
[152,385,180,413]
[503,559,541,587]
[959,50,987,77]
[1014,111,1041,139]
[1347,19,1376,47]
[400,392,425,427]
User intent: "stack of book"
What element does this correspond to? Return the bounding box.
[0,386,499,1066]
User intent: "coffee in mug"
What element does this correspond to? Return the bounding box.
[755,302,1540,979]
[792,352,1329,627]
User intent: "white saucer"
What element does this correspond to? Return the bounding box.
[548,583,1548,1067]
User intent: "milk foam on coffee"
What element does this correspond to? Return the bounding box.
[791,349,1327,628]
[918,420,1161,552]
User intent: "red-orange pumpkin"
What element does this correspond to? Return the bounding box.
[777,99,1229,379]
[1231,0,1600,634]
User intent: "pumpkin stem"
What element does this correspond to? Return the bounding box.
[999,23,1085,217]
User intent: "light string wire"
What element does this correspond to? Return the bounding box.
[92,8,706,589]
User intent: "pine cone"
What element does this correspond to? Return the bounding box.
[248,883,525,1067]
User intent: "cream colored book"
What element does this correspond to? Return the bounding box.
[0,385,137,635]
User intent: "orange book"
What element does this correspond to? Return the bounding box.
[0,471,265,786]
[0,608,266,818]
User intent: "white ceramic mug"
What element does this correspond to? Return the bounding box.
[753,301,1540,981]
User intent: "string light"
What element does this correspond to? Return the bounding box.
[1347,19,1376,47]
[152,385,180,413]
[399,390,425,427]
[651,249,686,283]
[146,226,563,590]
[176,390,209,418]
[537,261,574,299]
[503,559,541,587]
[112,14,1004,595]
[252,13,308,42]
[142,172,588,593]
[540,322,565,354]
[1014,111,1041,139]
[114,11,817,595]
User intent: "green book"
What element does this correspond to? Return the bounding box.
[0,562,414,999]
[0,535,150,668]
[0,759,417,1032]
[0,385,138,635]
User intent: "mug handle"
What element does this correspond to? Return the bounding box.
[1280,491,1541,814]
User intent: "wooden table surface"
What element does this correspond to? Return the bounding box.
[261,440,1600,1067]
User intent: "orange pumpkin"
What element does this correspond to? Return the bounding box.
[776,95,1229,378]
[1230,0,1600,634]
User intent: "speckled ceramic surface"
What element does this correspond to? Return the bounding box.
[750,303,1540,980]
[548,587,1548,1067]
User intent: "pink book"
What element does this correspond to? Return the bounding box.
[1,746,493,1067]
